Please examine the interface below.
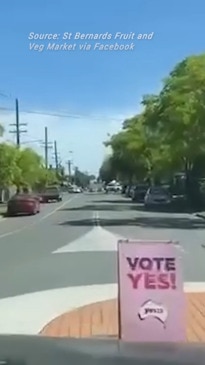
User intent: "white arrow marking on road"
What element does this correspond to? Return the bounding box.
[53,226,123,253]
[52,225,186,254]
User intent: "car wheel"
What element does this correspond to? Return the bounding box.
[31,206,37,215]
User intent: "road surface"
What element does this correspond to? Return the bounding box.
[0,192,205,333]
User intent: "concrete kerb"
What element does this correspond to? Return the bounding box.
[196,213,205,219]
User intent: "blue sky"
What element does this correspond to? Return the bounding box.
[0,0,204,175]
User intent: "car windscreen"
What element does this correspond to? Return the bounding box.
[149,187,168,195]
[10,194,34,201]
[135,185,148,191]
[44,188,59,194]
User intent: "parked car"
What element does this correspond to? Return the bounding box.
[131,184,149,203]
[144,186,172,208]
[73,186,82,193]
[125,185,133,197]
[7,193,40,216]
[105,182,122,193]
[68,185,82,193]
[39,186,62,203]
[68,186,75,193]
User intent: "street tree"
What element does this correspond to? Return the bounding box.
[102,53,205,199]
[0,143,20,188]
[15,147,43,189]
[99,156,116,183]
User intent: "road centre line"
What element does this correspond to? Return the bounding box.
[0,196,77,239]
[92,211,100,226]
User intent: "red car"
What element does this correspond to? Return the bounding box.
[7,194,40,216]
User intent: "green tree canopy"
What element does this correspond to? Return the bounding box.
[100,53,205,190]
[0,143,20,187]
[0,143,60,191]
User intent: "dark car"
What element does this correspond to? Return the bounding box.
[131,184,149,202]
[7,193,40,216]
[125,185,134,197]
[40,186,62,203]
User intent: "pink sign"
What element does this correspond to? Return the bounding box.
[118,240,186,342]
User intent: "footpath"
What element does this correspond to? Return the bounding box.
[196,212,205,219]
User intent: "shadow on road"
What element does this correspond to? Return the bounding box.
[92,199,132,204]
[58,216,205,229]
[60,202,197,214]
[93,198,198,213]
[131,204,196,214]
[59,204,132,211]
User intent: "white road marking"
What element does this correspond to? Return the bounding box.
[40,196,77,221]
[0,196,77,239]
[0,226,30,239]
[53,225,187,254]
[92,211,100,226]
[53,226,122,253]
[0,282,204,335]
[95,210,100,226]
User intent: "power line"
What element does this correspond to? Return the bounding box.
[0,106,124,122]
[9,99,27,147]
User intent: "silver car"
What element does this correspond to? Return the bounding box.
[144,186,171,208]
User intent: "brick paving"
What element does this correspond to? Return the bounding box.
[40,293,205,342]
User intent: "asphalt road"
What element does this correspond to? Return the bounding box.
[0,192,205,299]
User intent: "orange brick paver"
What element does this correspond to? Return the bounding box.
[40,293,205,342]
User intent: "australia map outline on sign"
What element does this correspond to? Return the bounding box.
[138,300,168,328]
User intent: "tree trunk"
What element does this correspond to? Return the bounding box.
[184,159,201,209]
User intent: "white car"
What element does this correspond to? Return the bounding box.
[74,187,82,193]
[144,187,171,208]
[106,183,122,193]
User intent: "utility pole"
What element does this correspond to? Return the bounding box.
[54,140,58,171]
[41,127,53,169]
[45,127,48,169]
[66,150,73,181]
[67,160,72,177]
[66,160,72,183]
[9,99,27,147]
